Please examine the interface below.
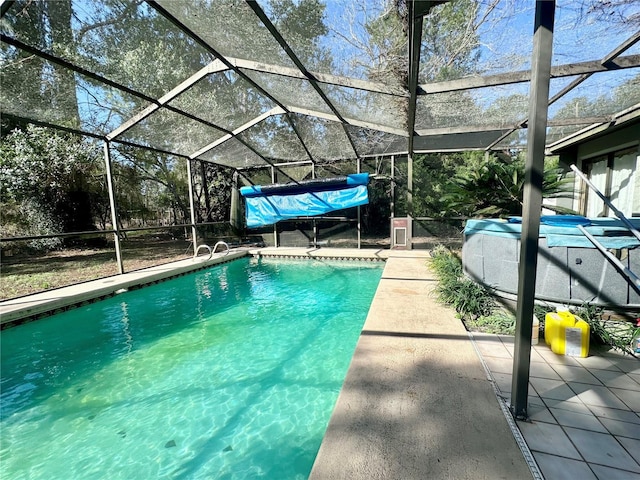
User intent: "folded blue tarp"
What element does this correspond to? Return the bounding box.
[240,173,370,228]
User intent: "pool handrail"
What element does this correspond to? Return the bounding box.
[194,242,230,261]
[194,244,212,261]
[577,225,640,294]
[571,163,640,295]
[213,241,230,256]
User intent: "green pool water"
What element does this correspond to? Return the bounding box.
[0,257,383,479]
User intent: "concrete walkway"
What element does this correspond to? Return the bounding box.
[309,251,533,479]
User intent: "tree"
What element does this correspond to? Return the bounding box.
[578,0,640,32]
[192,161,235,223]
[438,152,576,218]
[111,145,191,226]
[1,0,80,131]
[420,0,485,82]
[269,0,331,69]
[0,126,104,249]
[412,152,466,217]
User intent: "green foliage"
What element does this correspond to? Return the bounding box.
[412,152,464,217]
[360,1,407,87]
[362,178,392,235]
[448,277,496,320]
[439,152,523,217]
[192,161,234,223]
[1,0,80,128]
[110,144,193,226]
[553,74,640,122]
[1,200,63,251]
[270,0,329,68]
[468,312,516,335]
[0,125,103,247]
[573,304,639,357]
[430,245,496,321]
[429,244,462,278]
[0,126,100,204]
[421,0,481,81]
[428,152,577,219]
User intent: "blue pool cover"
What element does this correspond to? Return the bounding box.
[240,173,370,228]
[465,217,640,249]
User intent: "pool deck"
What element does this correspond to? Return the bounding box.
[308,250,534,479]
[0,247,398,326]
[306,249,639,480]
[2,247,638,479]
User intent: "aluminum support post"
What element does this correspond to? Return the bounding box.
[186,158,198,256]
[510,0,555,420]
[357,157,362,249]
[103,141,124,274]
[391,155,395,218]
[272,166,278,247]
[407,153,413,216]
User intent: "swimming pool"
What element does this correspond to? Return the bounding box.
[0,257,383,479]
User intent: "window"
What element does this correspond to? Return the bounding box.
[582,147,640,218]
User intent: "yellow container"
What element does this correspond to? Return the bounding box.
[544,312,556,346]
[544,312,571,346]
[569,318,591,358]
[548,313,576,352]
[547,312,590,358]
[544,312,561,346]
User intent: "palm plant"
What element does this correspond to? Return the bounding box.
[440,152,577,218]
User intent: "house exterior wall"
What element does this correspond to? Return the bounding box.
[556,122,640,218]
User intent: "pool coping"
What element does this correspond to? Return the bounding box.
[0,247,415,327]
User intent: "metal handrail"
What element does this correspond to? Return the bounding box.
[193,241,230,261]
[194,244,212,261]
[577,225,640,294]
[571,163,640,294]
[212,241,230,256]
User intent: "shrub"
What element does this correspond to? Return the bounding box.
[431,246,639,355]
[1,199,63,252]
[430,245,497,321]
[573,304,639,357]
[469,312,516,335]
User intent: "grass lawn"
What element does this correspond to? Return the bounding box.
[0,238,192,301]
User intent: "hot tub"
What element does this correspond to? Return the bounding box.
[462,216,640,309]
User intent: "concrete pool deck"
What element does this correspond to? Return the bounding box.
[308,250,534,479]
[0,250,249,326]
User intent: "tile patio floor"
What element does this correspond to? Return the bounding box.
[471,333,640,480]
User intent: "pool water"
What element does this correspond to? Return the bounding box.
[0,257,383,479]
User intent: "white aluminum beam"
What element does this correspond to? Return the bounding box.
[227,56,404,97]
[285,105,408,137]
[107,59,227,140]
[188,106,285,159]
